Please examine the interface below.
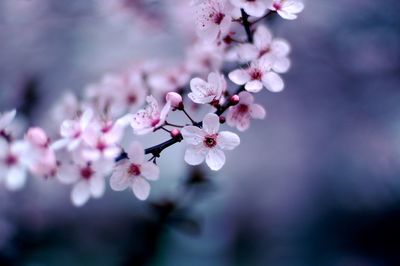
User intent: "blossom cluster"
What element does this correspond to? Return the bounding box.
[0,0,304,206]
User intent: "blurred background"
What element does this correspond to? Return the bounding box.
[1,0,400,265]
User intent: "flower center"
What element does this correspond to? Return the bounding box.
[213,12,225,25]
[127,94,137,104]
[273,2,282,10]
[250,69,263,80]
[96,140,107,151]
[5,154,17,166]
[80,166,94,180]
[204,134,217,148]
[151,118,160,127]
[259,47,271,57]
[237,104,249,113]
[128,163,141,176]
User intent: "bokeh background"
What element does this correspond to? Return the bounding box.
[1,0,400,265]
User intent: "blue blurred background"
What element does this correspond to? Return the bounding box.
[1,0,400,265]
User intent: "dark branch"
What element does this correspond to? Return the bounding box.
[241,9,253,43]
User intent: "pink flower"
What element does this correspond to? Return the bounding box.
[228,56,284,93]
[237,25,291,73]
[166,92,183,109]
[0,109,16,132]
[0,138,28,191]
[57,160,107,207]
[189,72,226,104]
[131,96,171,135]
[24,127,57,177]
[110,141,159,200]
[147,65,190,99]
[185,41,224,75]
[181,113,240,171]
[52,108,93,151]
[269,0,304,20]
[226,91,266,131]
[195,0,232,42]
[230,0,272,17]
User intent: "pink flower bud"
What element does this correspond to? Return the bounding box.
[230,95,240,106]
[25,127,49,148]
[219,116,226,124]
[166,92,183,109]
[170,128,181,139]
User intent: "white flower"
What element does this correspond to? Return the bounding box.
[228,56,284,93]
[195,0,232,42]
[226,91,266,131]
[189,72,226,104]
[269,0,304,20]
[110,141,159,200]
[185,41,224,75]
[237,25,291,73]
[181,113,240,171]
[230,0,272,18]
[0,138,28,191]
[0,109,16,132]
[52,108,93,151]
[57,160,108,207]
[131,96,171,135]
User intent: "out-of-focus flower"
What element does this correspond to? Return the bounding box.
[237,25,291,73]
[195,0,232,42]
[51,92,79,124]
[131,96,171,135]
[0,138,28,191]
[181,113,240,171]
[226,91,266,131]
[52,108,94,151]
[57,160,107,207]
[185,41,224,75]
[230,0,272,17]
[147,65,190,99]
[229,56,284,92]
[0,109,16,132]
[189,72,226,104]
[269,0,304,20]
[110,141,159,200]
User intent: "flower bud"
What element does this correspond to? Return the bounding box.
[230,94,240,106]
[171,128,182,139]
[166,92,183,109]
[219,116,226,124]
[25,127,49,148]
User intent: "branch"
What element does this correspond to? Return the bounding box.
[240,9,253,43]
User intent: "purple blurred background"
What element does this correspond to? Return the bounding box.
[1,0,400,265]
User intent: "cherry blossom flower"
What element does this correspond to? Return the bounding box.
[226,91,266,131]
[57,160,107,207]
[147,65,190,99]
[228,55,284,93]
[237,25,291,73]
[110,141,159,200]
[269,0,304,20]
[185,41,224,75]
[131,96,171,135]
[0,109,16,133]
[230,0,272,18]
[0,138,28,191]
[166,92,183,109]
[52,108,93,151]
[189,72,226,104]
[24,127,57,177]
[195,0,232,42]
[181,113,240,171]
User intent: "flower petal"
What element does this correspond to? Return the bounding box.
[217,131,240,150]
[205,148,226,171]
[228,69,250,85]
[71,181,91,207]
[90,175,105,198]
[5,167,26,191]
[110,160,131,191]
[127,141,144,164]
[250,104,267,119]
[132,177,150,200]
[140,162,159,181]
[0,109,16,130]
[262,72,284,92]
[245,80,263,93]
[203,113,220,134]
[184,145,206,165]
[181,126,205,145]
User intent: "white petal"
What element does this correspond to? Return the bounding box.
[5,167,26,191]
[80,108,93,130]
[205,148,226,171]
[245,80,263,93]
[127,141,144,164]
[277,10,297,20]
[254,25,272,49]
[0,138,8,157]
[217,131,240,150]
[140,162,159,181]
[271,39,291,57]
[228,69,250,85]
[132,177,150,201]
[71,181,91,207]
[250,104,267,119]
[181,126,205,145]
[203,113,220,134]
[0,109,16,130]
[272,57,291,73]
[238,44,258,61]
[110,160,131,191]
[262,72,284,92]
[90,176,105,198]
[57,164,79,184]
[184,145,206,166]
[283,1,304,13]
[238,91,254,105]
